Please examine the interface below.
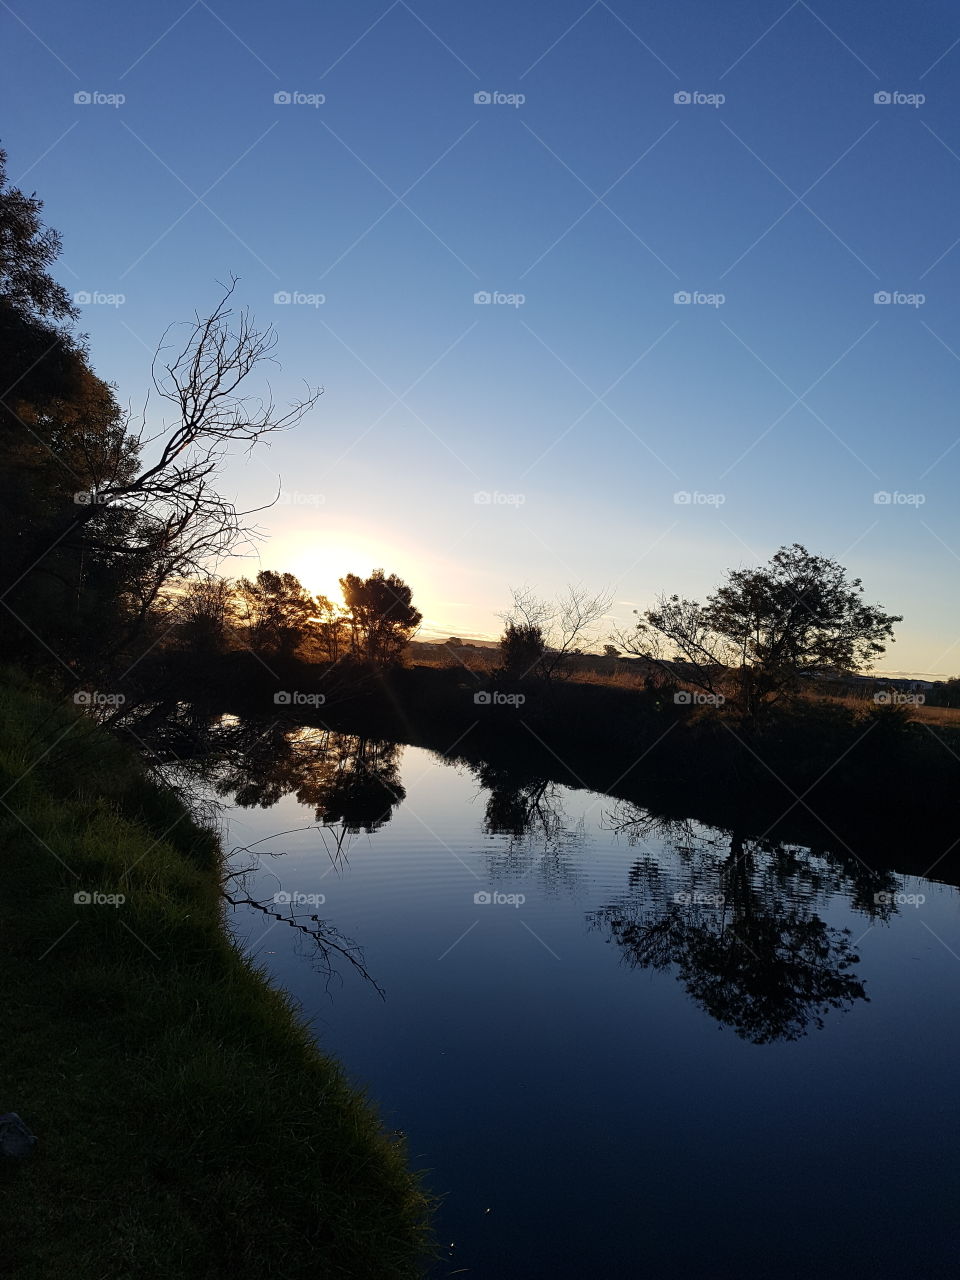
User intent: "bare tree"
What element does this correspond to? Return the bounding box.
[70,279,322,651]
[499,584,613,681]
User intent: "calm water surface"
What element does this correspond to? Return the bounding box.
[212,728,960,1279]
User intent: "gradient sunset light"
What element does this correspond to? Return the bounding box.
[6,0,960,674]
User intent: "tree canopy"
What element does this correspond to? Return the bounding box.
[620,544,900,719]
[339,570,422,666]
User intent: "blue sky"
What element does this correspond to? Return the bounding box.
[4,0,960,673]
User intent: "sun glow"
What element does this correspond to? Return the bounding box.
[275,532,419,611]
[288,547,372,607]
[261,521,486,640]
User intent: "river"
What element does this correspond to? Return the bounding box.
[209,725,960,1278]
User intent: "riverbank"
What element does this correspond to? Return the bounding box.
[0,670,432,1279]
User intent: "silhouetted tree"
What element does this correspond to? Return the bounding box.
[236,570,317,661]
[0,149,138,666]
[618,545,900,722]
[171,577,235,659]
[499,620,547,680]
[340,569,421,666]
[499,584,612,681]
[929,677,960,708]
[308,593,349,665]
[0,160,321,672]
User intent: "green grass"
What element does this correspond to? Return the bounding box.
[0,669,433,1278]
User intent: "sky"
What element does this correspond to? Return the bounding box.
[3,0,960,674]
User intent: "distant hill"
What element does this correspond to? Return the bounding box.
[410,637,954,686]
[413,634,500,650]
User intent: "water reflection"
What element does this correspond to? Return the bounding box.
[589,811,888,1043]
[215,724,405,834]
[119,709,405,987]
[124,709,939,1041]
[467,761,586,897]
[129,706,406,835]
[473,763,569,844]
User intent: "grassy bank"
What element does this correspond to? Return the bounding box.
[0,670,432,1279]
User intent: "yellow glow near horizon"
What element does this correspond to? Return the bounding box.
[261,523,500,641]
[287,547,372,606]
[274,531,423,612]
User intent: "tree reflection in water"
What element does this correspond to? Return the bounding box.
[115,708,407,988]
[588,808,898,1043]
[467,761,586,897]
[120,705,916,1037]
[206,722,405,836]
